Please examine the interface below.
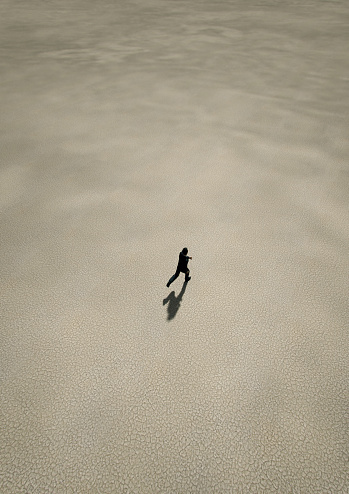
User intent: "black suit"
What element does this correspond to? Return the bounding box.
[167,252,190,286]
[177,252,190,272]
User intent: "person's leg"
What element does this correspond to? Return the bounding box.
[167,269,180,287]
[185,269,191,282]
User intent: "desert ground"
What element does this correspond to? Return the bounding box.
[1,0,348,492]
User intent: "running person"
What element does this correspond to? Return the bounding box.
[166,248,192,287]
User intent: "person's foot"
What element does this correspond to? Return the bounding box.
[166,282,170,288]
[185,277,191,282]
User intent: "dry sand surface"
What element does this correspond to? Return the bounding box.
[1,0,349,492]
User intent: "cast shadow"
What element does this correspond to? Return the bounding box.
[163,281,188,321]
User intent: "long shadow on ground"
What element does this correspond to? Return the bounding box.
[163,281,188,321]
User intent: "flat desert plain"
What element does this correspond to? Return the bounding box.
[1,0,348,492]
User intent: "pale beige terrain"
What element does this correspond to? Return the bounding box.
[1,0,348,492]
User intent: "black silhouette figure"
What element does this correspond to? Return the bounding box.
[166,247,192,288]
[163,281,188,320]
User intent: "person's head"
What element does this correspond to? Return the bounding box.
[182,247,188,255]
